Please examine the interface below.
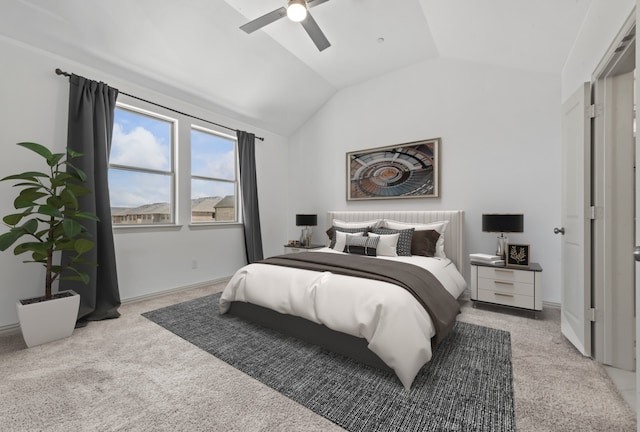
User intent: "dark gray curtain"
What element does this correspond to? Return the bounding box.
[237,131,264,263]
[60,74,121,322]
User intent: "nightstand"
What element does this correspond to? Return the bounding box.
[283,244,325,254]
[470,262,543,314]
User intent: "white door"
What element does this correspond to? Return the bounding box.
[559,82,591,356]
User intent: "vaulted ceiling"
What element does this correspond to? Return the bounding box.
[1,0,592,136]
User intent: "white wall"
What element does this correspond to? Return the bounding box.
[288,56,562,303]
[0,36,289,328]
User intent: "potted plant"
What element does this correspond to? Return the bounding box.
[0,142,98,347]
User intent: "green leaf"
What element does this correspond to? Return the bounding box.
[17,188,47,201]
[1,172,48,182]
[48,152,65,167]
[65,183,92,197]
[65,161,88,182]
[74,238,95,255]
[17,142,53,161]
[46,195,64,210]
[60,188,79,209]
[3,209,33,226]
[62,219,83,238]
[75,212,100,222]
[37,205,63,218]
[61,266,90,284]
[0,229,24,251]
[54,240,75,252]
[16,189,47,206]
[22,219,39,234]
[66,148,84,159]
[51,172,74,186]
[14,241,47,255]
[31,250,47,262]
[14,198,38,209]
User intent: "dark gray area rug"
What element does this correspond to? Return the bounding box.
[143,293,514,432]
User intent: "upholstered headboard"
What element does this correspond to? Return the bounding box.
[327,210,464,270]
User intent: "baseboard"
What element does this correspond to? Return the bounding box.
[121,277,231,305]
[543,301,560,309]
[0,323,20,336]
[0,278,232,333]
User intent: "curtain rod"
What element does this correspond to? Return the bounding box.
[55,68,264,141]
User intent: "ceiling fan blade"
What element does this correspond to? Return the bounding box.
[240,7,287,34]
[307,0,331,8]
[300,12,331,51]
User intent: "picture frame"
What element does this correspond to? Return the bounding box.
[346,138,440,201]
[506,243,530,268]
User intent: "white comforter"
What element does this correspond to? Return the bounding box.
[219,248,467,389]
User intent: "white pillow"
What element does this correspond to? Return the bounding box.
[382,219,449,258]
[333,219,382,229]
[332,231,365,252]
[367,232,400,257]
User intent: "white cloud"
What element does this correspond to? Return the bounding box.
[111,123,169,170]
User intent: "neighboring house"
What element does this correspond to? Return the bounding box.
[111,203,172,225]
[112,196,235,224]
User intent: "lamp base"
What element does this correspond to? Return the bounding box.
[299,227,313,247]
[496,234,508,259]
[299,228,307,247]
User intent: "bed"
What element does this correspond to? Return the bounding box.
[219,210,467,389]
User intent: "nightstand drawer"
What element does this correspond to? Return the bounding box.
[477,266,534,284]
[477,278,533,297]
[477,289,535,309]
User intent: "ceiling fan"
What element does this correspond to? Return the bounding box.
[240,0,332,52]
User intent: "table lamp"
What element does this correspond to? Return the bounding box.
[482,214,524,259]
[296,214,317,247]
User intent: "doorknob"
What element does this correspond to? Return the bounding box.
[634,247,640,262]
[554,227,565,235]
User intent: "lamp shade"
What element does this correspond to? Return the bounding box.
[482,214,524,233]
[296,214,317,226]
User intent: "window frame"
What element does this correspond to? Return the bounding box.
[109,102,177,227]
[189,124,240,225]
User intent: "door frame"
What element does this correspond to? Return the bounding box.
[590,17,636,371]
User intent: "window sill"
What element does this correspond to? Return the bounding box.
[113,224,183,233]
[188,222,243,230]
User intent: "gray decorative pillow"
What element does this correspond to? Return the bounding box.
[326,226,369,248]
[371,228,415,256]
[344,235,379,256]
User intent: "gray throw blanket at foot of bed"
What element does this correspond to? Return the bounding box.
[258,252,460,345]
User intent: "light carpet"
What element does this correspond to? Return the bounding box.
[143,293,515,432]
[0,283,636,431]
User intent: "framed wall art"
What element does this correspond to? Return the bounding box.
[506,243,530,268]
[346,138,440,201]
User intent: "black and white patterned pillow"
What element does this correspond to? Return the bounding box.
[344,235,379,256]
[326,226,370,248]
[371,228,415,256]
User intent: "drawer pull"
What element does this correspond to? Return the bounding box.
[494,293,514,298]
[494,281,514,286]
[494,269,514,273]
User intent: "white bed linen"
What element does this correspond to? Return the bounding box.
[219,248,467,389]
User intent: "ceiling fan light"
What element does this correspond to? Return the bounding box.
[287,0,307,22]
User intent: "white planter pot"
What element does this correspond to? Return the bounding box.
[16,289,80,348]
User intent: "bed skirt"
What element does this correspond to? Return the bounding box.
[227,301,394,373]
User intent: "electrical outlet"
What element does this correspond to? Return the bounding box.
[191,260,198,269]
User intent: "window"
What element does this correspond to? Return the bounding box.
[109,105,175,225]
[108,101,240,227]
[191,126,238,223]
